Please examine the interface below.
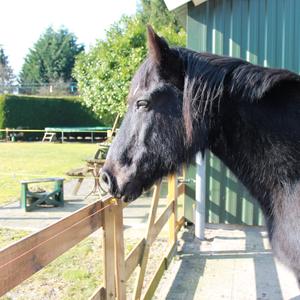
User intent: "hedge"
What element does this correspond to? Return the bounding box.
[0,95,103,130]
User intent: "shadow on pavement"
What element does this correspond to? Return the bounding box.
[164,225,288,299]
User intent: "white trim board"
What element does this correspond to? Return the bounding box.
[164,0,207,11]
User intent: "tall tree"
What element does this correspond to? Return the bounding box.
[73,0,185,123]
[20,27,84,88]
[0,47,15,93]
[139,0,181,30]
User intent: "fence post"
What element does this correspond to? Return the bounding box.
[133,182,161,300]
[5,128,9,141]
[168,174,178,246]
[195,151,206,240]
[114,200,126,300]
[103,204,116,299]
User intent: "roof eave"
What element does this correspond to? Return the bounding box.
[164,0,207,11]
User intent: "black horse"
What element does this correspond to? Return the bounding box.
[101,26,300,283]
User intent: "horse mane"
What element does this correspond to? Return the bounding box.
[180,48,300,141]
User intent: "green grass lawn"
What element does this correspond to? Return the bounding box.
[0,228,118,300]
[0,142,96,205]
[0,227,167,300]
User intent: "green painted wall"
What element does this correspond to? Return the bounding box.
[184,0,300,225]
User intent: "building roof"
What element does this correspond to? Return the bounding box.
[164,0,207,11]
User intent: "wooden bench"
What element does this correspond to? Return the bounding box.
[20,178,64,212]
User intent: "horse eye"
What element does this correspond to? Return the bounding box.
[136,99,149,109]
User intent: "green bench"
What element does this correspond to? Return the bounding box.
[20,178,64,211]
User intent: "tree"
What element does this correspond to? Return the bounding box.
[19,27,84,93]
[0,47,15,94]
[139,0,181,31]
[73,0,185,123]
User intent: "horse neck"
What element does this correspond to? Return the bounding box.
[181,54,273,201]
[202,104,279,224]
[181,51,278,191]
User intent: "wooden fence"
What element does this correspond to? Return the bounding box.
[0,173,185,299]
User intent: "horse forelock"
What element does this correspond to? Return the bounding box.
[128,58,157,103]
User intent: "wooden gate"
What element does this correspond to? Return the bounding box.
[0,174,185,299]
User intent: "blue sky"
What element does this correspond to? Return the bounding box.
[0,0,137,75]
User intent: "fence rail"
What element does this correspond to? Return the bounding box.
[0,129,110,133]
[0,128,111,143]
[0,174,185,299]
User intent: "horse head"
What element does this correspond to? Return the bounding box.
[100,26,192,202]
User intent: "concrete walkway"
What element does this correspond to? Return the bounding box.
[154,224,300,300]
[0,179,163,232]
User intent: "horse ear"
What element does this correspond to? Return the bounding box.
[147,25,170,65]
[147,25,184,89]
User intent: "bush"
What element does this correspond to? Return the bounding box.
[0,95,105,131]
[73,12,186,121]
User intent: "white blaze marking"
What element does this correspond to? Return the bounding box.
[133,85,139,96]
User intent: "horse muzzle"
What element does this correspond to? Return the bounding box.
[100,168,143,202]
[100,170,120,197]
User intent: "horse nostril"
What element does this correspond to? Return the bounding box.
[102,173,109,184]
[100,170,112,193]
